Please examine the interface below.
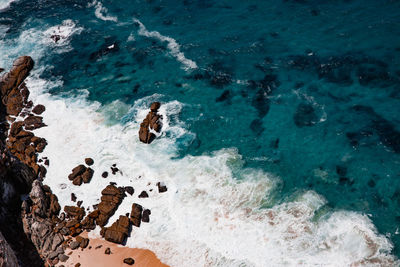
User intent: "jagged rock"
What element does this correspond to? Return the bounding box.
[138,102,162,144]
[71,193,77,202]
[138,191,148,198]
[130,203,142,227]
[85,158,94,166]
[150,102,161,112]
[9,121,24,136]
[49,193,61,216]
[64,206,85,220]
[0,57,34,116]
[72,176,83,186]
[111,166,119,175]
[95,185,125,227]
[102,171,108,178]
[68,165,86,181]
[77,200,82,207]
[101,215,130,244]
[123,257,135,265]
[24,115,46,130]
[142,209,151,223]
[82,167,94,183]
[32,104,45,115]
[157,182,167,193]
[105,247,111,254]
[125,186,134,195]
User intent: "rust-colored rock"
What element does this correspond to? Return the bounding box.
[84,157,94,166]
[150,101,161,112]
[68,164,87,181]
[138,102,162,144]
[100,215,130,244]
[9,121,24,136]
[32,104,45,114]
[82,167,94,183]
[0,56,34,99]
[130,203,142,227]
[95,185,125,227]
[64,206,85,221]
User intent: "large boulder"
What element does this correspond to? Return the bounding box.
[130,203,142,227]
[95,185,125,227]
[100,215,130,244]
[0,56,34,96]
[138,102,162,144]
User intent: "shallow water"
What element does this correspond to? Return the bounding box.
[1,0,400,265]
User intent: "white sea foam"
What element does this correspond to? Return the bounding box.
[42,19,83,51]
[89,1,118,22]
[134,19,198,71]
[0,0,15,10]
[0,20,82,68]
[2,22,398,267]
[22,71,396,266]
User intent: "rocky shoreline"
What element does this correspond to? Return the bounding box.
[0,56,168,266]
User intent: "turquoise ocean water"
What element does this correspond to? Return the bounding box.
[1,0,400,264]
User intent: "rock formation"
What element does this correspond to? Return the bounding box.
[130,203,143,227]
[22,180,65,266]
[0,56,50,266]
[138,102,162,144]
[100,215,130,244]
[68,162,94,186]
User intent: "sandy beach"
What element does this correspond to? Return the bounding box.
[59,234,168,267]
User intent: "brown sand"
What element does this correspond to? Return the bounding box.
[58,234,168,267]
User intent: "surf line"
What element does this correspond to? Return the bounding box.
[133,18,198,71]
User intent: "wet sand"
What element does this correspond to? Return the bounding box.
[59,235,168,267]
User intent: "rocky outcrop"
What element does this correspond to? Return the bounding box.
[0,56,34,117]
[96,185,125,226]
[1,56,48,179]
[138,102,162,144]
[100,215,130,244]
[0,56,49,266]
[22,180,64,265]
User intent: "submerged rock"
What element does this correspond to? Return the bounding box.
[293,103,317,127]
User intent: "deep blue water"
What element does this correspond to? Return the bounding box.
[2,0,400,258]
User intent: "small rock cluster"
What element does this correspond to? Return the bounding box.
[139,102,162,144]
[68,158,94,186]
